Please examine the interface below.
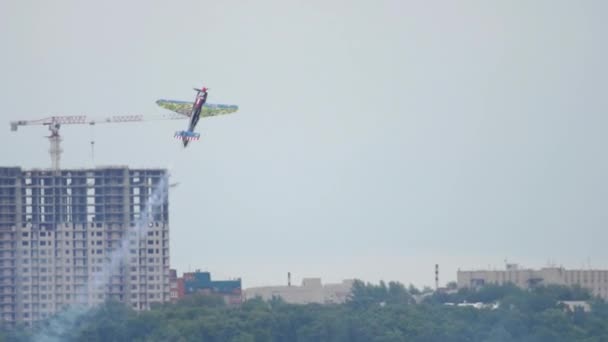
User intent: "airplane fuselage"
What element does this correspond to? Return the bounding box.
[182,90,207,147]
[188,92,207,130]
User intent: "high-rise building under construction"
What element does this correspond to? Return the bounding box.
[0,167,170,325]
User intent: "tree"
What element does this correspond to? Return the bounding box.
[4,283,608,341]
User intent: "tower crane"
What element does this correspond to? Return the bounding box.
[10,113,186,170]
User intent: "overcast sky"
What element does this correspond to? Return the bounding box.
[0,0,606,288]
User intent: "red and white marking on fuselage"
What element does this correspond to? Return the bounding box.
[174,134,200,141]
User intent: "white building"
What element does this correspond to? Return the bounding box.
[245,278,354,304]
[458,264,608,299]
[559,301,591,312]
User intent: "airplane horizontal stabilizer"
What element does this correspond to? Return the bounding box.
[174,131,200,141]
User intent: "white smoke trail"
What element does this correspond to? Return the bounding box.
[32,173,170,341]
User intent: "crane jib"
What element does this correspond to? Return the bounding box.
[10,113,188,170]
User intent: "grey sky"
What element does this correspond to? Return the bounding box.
[0,0,606,288]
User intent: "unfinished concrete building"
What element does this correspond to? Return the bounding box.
[0,167,170,325]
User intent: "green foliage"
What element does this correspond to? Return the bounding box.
[5,283,608,341]
[349,280,414,309]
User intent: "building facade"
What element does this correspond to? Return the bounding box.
[169,269,179,302]
[458,264,608,299]
[0,167,170,325]
[175,270,242,306]
[245,278,354,304]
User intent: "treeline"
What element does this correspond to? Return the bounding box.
[3,281,608,341]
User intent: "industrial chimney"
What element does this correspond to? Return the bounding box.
[435,264,439,290]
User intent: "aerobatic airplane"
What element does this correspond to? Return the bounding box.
[156,87,238,147]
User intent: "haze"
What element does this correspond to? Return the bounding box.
[0,0,606,288]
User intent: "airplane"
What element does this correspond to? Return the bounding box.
[156,87,239,147]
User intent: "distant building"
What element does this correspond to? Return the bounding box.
[177,276,185,299]
[245,278,354,304]
[323,279,355,304]
[169,269,178,302]
[445,302,499,310]
[559,300,591,312]
[458,264,608,299]
[175,270,242,305]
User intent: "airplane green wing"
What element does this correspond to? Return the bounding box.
[201,103,240,117]
[156,100,191,116]
[156,100,239,117]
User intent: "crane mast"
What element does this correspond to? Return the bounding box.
[48,123,62,170]
[10,113,186,170]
